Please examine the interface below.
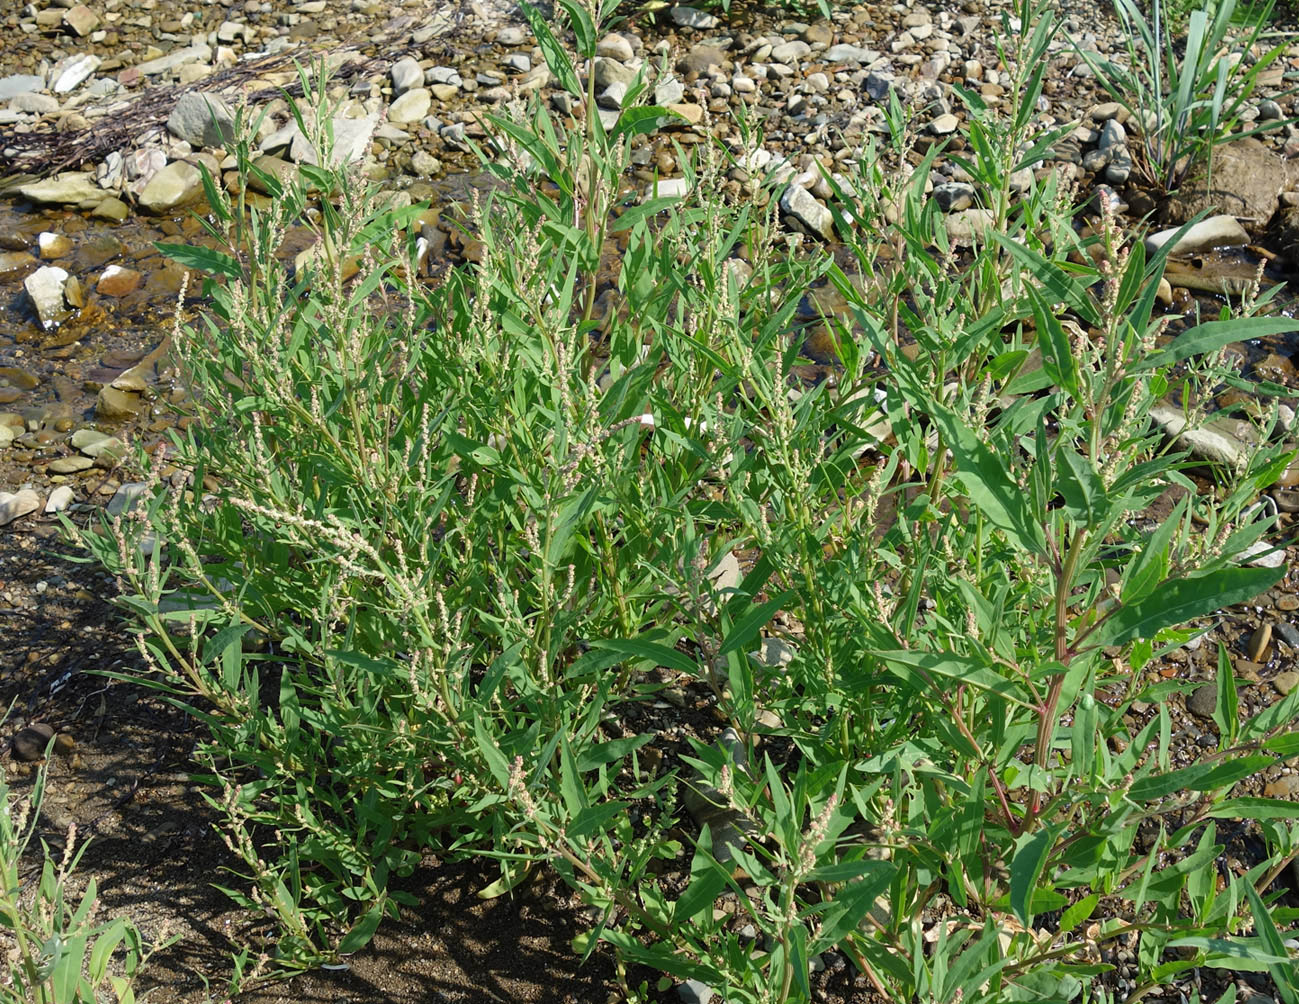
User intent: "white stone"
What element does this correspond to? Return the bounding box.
[24,266,69,329]
[1144,215,1250,257]
[52,53,100,94]
[597,33,634,62]
[0,490,40,526]
[44,486,74,514]
[644,177,690,200]
[669,5,718,28]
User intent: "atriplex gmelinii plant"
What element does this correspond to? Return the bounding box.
[68,0,1299,1000]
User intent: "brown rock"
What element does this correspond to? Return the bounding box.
[1264,772,1299,798]
[96,266,142,297]
[1165,138,1294,228]
[96,386,140,419]
[1249,623,1273,662]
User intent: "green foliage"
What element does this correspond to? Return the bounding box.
[69,4,1299,1001]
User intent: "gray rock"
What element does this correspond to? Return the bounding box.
[0,490,40,526]
[645,177,689,200]
[669,5,718,28]
[780,184,834,240]
[655,77,684,105]
[503,54,531,74]
[865,71,895,100]
[9,92,58,114]
[47,456,93,474]
[426,65,462,87]
[1104,149,1132,185]
[934,181,975,212]
[945,208,996,247]
[1150,404,1252,469]
[771,40,811,65]
[678,980,715,1004]
[496,25,526,45]
[52,53,100,94]
[135,44,212,76]
[1275,621,1299,649]
[391,56,424,96]
[290,115,377,166]
[167,91,235,148]
[24,266,69,328]
[1098,118,1126,151]
[930,112,959,135]
[594,56,636,89]
[1082,148,1110,173]
[1166,137,1293,226]
[0,75,46,101]
[44,486,74,513]
[1187,684,1218,718]
[107,482,152,517]
[824,43,877,64]
[598,81,628,109]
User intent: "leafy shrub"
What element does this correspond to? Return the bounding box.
[71,0,1299,999]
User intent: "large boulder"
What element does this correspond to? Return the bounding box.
[1164,137,1296,229]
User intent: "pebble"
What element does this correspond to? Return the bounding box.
[12,723,55,762]
[1274,671,1299,696]
[1249,623,1273,662]
[0,489,40,526]
[391,56,423,96]
[678,981,714,1004]
[47,456,94,474]
[1186,684,1218,718]
[44,486,74,513]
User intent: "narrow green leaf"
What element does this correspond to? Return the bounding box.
[611,106,679,144]
[718,591,795,657]
[1138,317,1299,372]
[1213,642,1238,745]
[518,2,580,95]
[555,0,595,57]
[1028,286,1080,396]
[156,242,242,281]
[1208,797,1299,820]
[1009,827,1053,926]
[1089,565,1285,649]
[592,638,699,675]
[1059,893,1099,934]
[876,650,1035,708]
[336,898,385,955]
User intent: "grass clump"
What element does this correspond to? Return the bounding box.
[68,0,1299,999]
[0,745,172,1003]
[1077,0,1295,195]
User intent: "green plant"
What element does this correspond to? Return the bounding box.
[1075,0,1294,194]
[0,747,172,1003]
[67,2,1299,1001]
